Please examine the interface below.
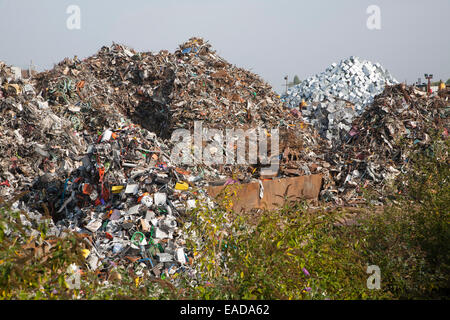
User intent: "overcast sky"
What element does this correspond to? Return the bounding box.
[0,0,449,93]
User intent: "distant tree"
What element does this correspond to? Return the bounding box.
[286,75,301,89]
[446,79,450,85]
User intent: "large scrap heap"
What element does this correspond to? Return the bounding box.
[0,38,448,283]
[0,39,326,282]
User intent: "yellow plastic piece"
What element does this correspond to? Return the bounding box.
[111,185,124,193]
[81,249,90,259]
[175,181,189,191]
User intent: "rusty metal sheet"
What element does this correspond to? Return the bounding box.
[207,175,323,212]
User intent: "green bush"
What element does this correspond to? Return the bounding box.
[362,135,449,299]
[182,197,390,300]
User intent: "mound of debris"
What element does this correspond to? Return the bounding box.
[34,38,291,138]
[283,56,397,110]
[31,37,330,182]
[282,57,398,146]
[0,38,329,285]
[324,84,449,203]
[1,60,203,281]
[0,62,88,197]
[11,40,439,283]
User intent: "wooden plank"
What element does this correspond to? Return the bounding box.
[207,175,323,212]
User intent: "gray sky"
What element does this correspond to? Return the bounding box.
[0,0,449,93]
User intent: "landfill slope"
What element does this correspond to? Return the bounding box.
[323,84,449,203]
[1,61,88,197]
[0,38,328,284]
[34,38,293,138]
[31,38,329,182]
[2,60,196,278]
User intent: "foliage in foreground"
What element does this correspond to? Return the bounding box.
[0,137,448,300]
[181,135,449,300]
